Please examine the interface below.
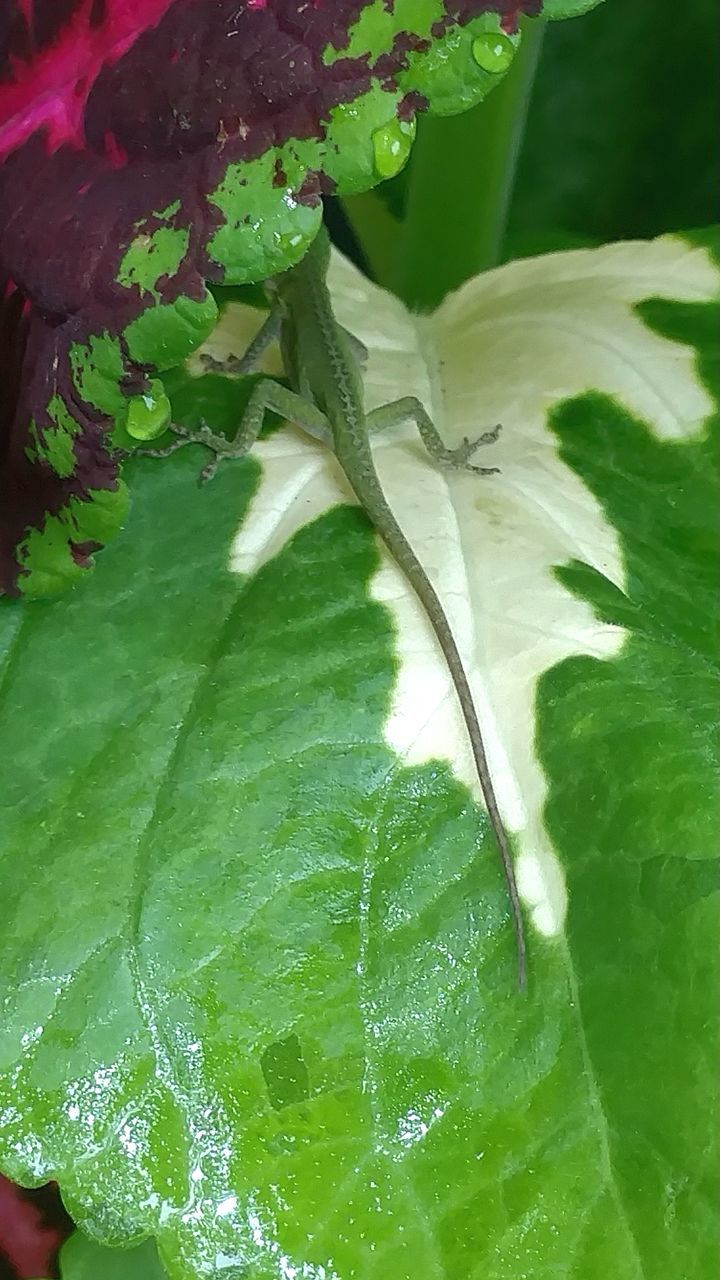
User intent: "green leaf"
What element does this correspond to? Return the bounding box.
[1,232,718,1278]
[59,1231,166,1280]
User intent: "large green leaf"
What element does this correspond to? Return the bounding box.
[1,233,718,1279]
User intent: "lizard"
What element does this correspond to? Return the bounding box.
[141,224,527,988]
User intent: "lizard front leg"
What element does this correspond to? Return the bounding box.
[199,307,283,378]
[201,309,367,380]
[137,378,331,483]
[367,396,501,474]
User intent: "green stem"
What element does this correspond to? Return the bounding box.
[340,189,403,285]
[392,17,546,311]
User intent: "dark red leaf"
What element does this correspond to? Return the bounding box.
[0,1,541,597]
[0,1175,72,1279]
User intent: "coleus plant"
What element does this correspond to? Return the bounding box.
[1,3,718,1280]
[0,0,596,600]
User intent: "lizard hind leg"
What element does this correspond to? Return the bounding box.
[136,378,332,484]
[135,415,264,485]
[366,397,501,474]
[136,380,280,484]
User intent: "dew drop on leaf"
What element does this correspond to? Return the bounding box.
[371,118,416,179]
[125,379,172,441]
[471,32,516,74]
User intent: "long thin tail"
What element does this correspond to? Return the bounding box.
[355,479,527,989]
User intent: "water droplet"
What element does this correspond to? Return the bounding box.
[472,32,516,75]
[126,378,171,441]
[372,117,416,180]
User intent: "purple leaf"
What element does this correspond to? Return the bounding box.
[0,1,542,596]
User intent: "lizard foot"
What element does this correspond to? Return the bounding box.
[199,351,247,376]
[136,421,241,484]
[444,424,502,470]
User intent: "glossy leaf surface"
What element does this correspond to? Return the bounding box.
[0,232,717,1279]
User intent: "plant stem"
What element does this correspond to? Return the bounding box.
[339,189,403,285]
[392,17,546,310]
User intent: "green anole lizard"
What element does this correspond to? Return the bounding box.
[142,225,527,988]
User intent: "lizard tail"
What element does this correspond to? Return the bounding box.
[351,476,528,990]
